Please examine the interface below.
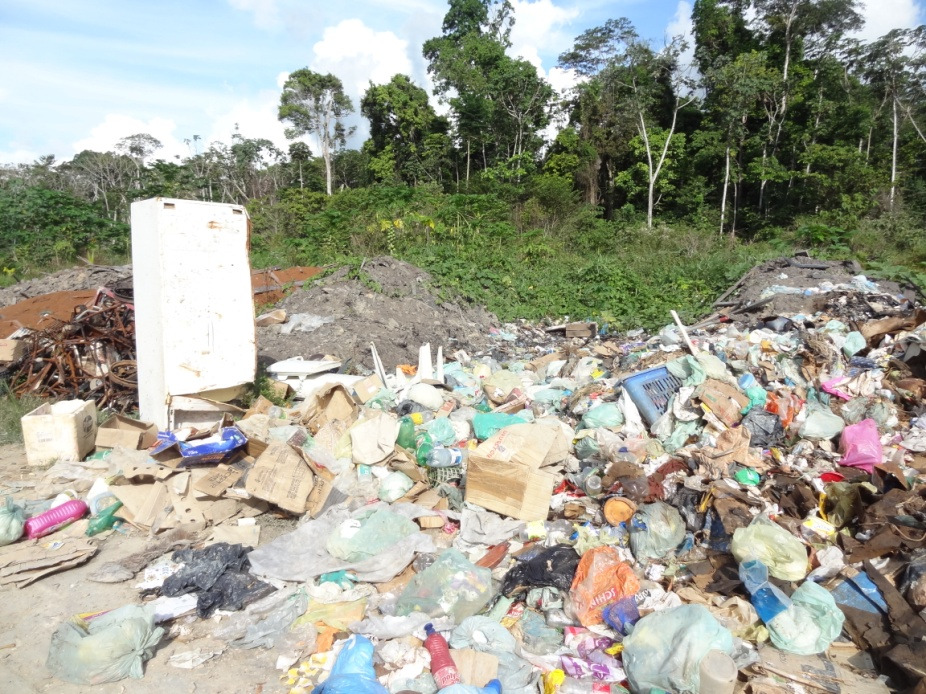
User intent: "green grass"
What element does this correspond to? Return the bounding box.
[0,383,43,446]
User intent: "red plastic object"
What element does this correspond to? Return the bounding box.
[24,500,88,539]
[424,623,460,688]
[820,472,845,483]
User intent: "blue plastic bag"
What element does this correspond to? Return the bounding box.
[312,635,387,694]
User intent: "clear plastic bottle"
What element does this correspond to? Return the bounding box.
[584,474,603,498]
[426,447,467,468]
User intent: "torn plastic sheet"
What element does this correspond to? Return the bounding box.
[248,503,437,583]
[454,508,523,550]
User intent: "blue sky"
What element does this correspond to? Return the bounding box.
[1,0,922,164]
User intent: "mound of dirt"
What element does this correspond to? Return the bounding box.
[0,265,132,308]
[257,257,498,370]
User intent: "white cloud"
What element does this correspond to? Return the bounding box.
[70,115,187,160]
[509,0,581,70]
[310,19,413,97]
[227,0,281,30]
[206,90,289,152]
[666,1,696,70]
[856,0,923,41]
[0,148,38,165]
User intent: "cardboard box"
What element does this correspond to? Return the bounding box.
[353,374,384,404]
[21,399,97,466]
[245,442,315,514]
[0,338,25,363]
[464,423,563,520]
[96,414,159,450]
[695,379,750,427]
[450,649,499,687]
[465,458,556,521]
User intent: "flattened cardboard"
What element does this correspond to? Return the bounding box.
[303,383,358,434]
[305,474,346,518]
[465,456,557,521]
[0,338,25,363]
[525,351,565,372]
[472,423,559,470]
[695,379,749,427]
[353,374,384,404]
[754,645,889,694]
[0,538,97,588]
[194,464,244,497]
[450,649,499,687]
[96,414,159,450]
[245,443,314,514]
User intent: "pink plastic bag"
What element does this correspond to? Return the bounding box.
[838,419,882,473]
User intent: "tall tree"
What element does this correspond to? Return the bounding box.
[279,69,355,195]
[360,75,450,185]
[561,20,696,227]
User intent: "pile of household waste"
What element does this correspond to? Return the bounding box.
[0,271,924,694]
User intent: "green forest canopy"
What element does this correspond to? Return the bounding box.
[2,0,926,327]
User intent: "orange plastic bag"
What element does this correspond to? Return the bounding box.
[569,546,640,626]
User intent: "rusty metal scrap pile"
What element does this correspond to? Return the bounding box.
[11,289,138,411]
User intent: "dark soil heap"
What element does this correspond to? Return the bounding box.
[257,257,499,370]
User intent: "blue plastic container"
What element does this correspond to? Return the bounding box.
[621,366,683,425]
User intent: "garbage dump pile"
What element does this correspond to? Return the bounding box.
[0,262,925,694]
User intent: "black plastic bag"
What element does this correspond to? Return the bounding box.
[742,409,785,448]
[161,542,274,617]
[501,545,580,597]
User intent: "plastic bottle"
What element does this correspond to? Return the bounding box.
[24,499,88,539]
[423,623,461,688]
[516,520,573,543]
[739,559,792,623]
[426,447,467,468]
[415,431,435,466]
[584,474,603,498]
[397,416,417,449]
[86,501,123,536]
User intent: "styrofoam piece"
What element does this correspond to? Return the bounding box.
[267,356,342,379]
[417,343,433,382]
[436,346,444,383]
[282,373,364,401]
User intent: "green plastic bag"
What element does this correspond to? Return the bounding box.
[423,417,457,446]
[0,496,25,545]
[395,548,493,622]
[326,509,418,563]
[629,502,685,562]
[731,514,808,581]
[623,604,734,694]
[579,402,624,431]
[768,581,845,655]
[472,412,528,440]
[46,605,163,685]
